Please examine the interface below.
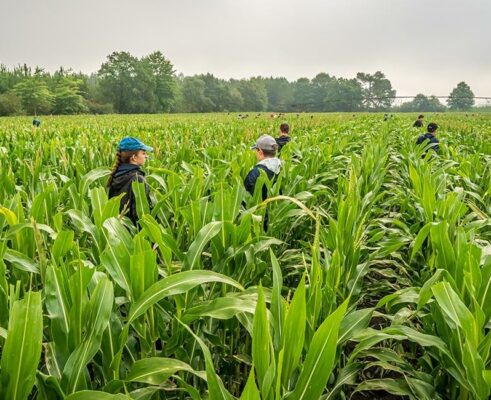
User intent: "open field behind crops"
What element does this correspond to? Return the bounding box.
[0,113,490,400]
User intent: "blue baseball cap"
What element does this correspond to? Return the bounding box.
[117,137,154,152]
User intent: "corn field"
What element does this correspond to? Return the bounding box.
[0,113,490,400]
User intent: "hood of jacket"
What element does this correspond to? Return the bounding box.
[257,157,282,175]
[111,164,143,191]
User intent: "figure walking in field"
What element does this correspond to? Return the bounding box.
[413,114,424,128]
[107,137,153,225]
[416,122,440,157]
[244,134,282,231]
[276,123,291,152]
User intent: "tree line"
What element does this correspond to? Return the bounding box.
[0,51,477,116]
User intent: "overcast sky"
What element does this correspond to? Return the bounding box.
[1,0,490,99]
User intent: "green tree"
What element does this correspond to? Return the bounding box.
[0,91,23,116]
[324,78,364,112]
[14,73,53,115]
[262,77,293,112]
[447,81,474,111]
[311,73,333,111]
[176,76,215,112]
[398,94,446,112]
[356,71,396,111]
[235,78,267,111]
[199,74,230,112]
[223,85,244,111]
[52,80,87,114]
[142,51,176,112]
[0,64,9,93]
[98,51,156,113]
[51,70,88,114]
[292,78,315,111]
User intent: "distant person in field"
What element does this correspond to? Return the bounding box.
[32,118,41,127]
[244,134,282,231]
[413,114,424,128]
[416,122,440,157]
[276,123,291,151]
[107,137,153,225]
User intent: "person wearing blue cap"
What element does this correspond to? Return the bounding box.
[107,137,154,225]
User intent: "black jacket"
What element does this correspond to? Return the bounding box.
[244,164,278,201]
[244,163,280,231]
[275,135,291,151]
[108,164,152,225]
[416,133,440,153]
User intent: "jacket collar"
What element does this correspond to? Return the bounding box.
[115,163,143,177]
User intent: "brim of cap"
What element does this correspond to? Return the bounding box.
[117,144,154,152]
[250,144,258,150]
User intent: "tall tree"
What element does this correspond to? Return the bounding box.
[14,72,52,115]
[311,73,333,111]
[0,91,23,116]
[262,77,293,112]
[398,94,446,112]
[447,82,474,111]
[199,74,230,112]
[235,78,267,111]
[98,51,156,113]
[141,51,177,112]
[356,71,396,111]
[52,77,88,114]
[324,78,364,112]
[176,76,215,112]
[292,78,315,111]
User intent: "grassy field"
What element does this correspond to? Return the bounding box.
[0,113,490,400]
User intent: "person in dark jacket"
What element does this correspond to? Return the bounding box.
[244,134,282,231]
[413,114,424,128]
[107,137,153,225]
[416,122,440,157]
[275,123,291,151]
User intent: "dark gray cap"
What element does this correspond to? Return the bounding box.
[250,134,278,151]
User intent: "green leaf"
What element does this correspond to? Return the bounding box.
[100,218,133,298]
[51,230,74,262]
[417,269,444,310]
[353,379,413,397]
[270,249,284,351]
[0,291,43,400]
[132,180,151,221]
[79,167,111,201]
[66,391,130,400]
[325,362,363,400]
[61,277,114,393]
[125,357,204,385]
[289,299,348,400]
[112,271,243,374]
[281,273,306,388]
[3,249,39,274]
[432,281,478,347]
[182,296,257,323]
[178,320,234,400]
[338,308,373,345]
[0,205,18,226]
[240,367,260,400]
[252,285,272,396]
[45,264,71,338]
[410,222,433,261]
[127,270,243,325]
[184,221,222,270]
